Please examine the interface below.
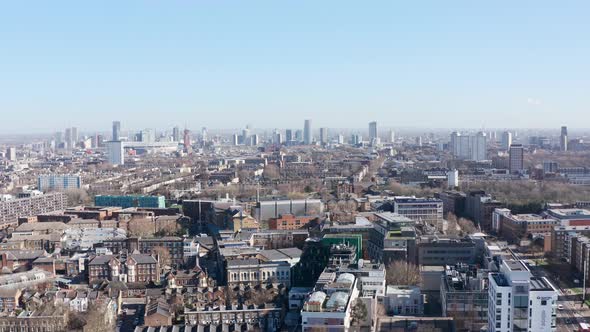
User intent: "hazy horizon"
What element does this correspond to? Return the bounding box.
[1,1,589,133]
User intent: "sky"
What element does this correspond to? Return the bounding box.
[0,1,589,134]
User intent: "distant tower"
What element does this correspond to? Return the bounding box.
[285,129,293,143]
[369,122,378,141]
[71,127,78,147]
[184,129,191,152]
[389,130,395,143]
[172,126,181,142]
[320,128,328,146]
[106,141,124,165]
[64,128,72,150]
[560,126,568,151]
[304,119,312,145]
[509,144,524,174]
[201,127,208,143]
[447,169,459,189]
[112,121,121,141]
[501,131,512,151]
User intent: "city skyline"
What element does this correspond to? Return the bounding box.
[1,1,590,133]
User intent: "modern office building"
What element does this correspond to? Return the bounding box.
[253,199,324,222]
[106,140,124,165]
[487,259,557,332]
[393,197,443,227]
[417,236,477,266]
[94,195,165,209]
[0,192,68,227]
[465,191,504,231]
[112,121,121,141]
[501,131,512,151]
[38,174,82,192]
[303,119,312,145]
[508,144,524,174]
[560,126,568,151]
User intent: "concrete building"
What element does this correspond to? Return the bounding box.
[450,132,488,161]
[38,174,82,192]
[303,119,312,145]
[378,285,423,316]
[437,190,466,217]
[465,191,503,231]
[106,140,124,165]
[0,192,67,227]
[488,259,557,332]
[393,197,443,227]
[508,144,524,174]
[417,236,477,266]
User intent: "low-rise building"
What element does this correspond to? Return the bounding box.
[441,263,488,331]
[88,253,160,284]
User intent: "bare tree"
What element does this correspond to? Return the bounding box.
[127,219,155,237]
[350,299,368,331]
[152,246,172,268]
[386,260,422,286]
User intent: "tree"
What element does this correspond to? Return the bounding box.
[68,301,114,332]
[65,188,91,206]
[263,165,280,181]
[386,260,422,286]
[127,219,155,237]
[153,246,172,268]
[350,299,368,330]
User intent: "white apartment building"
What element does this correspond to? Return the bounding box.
[488,259,557,332]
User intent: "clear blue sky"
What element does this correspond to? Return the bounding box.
[1,1,589,133]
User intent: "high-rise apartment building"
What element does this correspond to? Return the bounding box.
[501,131,512,151]
[508,144,524,174]
[64,128,72,150]
[369,121,377,141]
[303,119,312,145]
[5,147,16,161]
[319,127,328,145]
[106,141,124,165]
[172,126,181,142]
[71,127,78,147]
[112,121,121,141]
[285,129,293,143]
[450,132,487,161]
[560,126,568,151]
[389,129,395,143]
[488,259,557,332]
[38,174,82,192]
